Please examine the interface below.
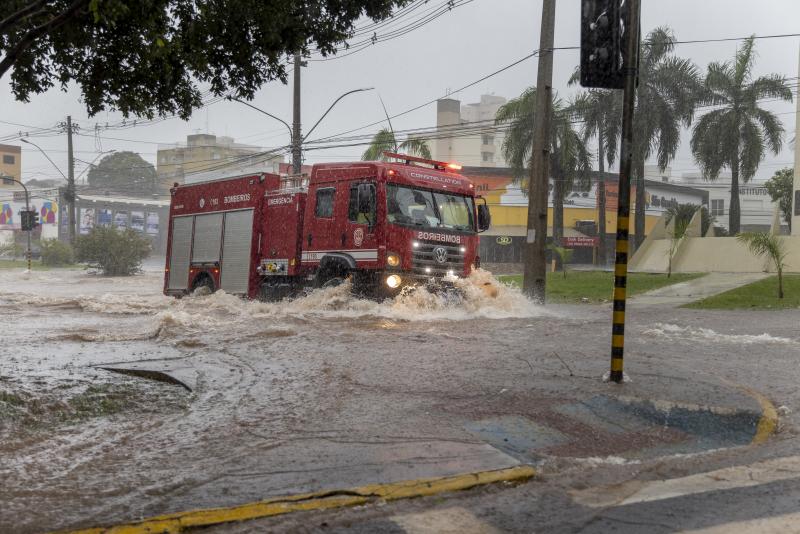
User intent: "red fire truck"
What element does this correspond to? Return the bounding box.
[163,153,491,301]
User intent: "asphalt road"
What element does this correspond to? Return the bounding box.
[1,268,799,533]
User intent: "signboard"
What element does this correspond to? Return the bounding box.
[79,208,95,234]
[495,236,513,245]
[98,209,113,227]
[146,212,159,235]
[563,236,599,247]
[131,211,145,232]
[114,211,129,228]
[13,191,26,202]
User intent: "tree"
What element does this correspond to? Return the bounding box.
[664,203,699,277]
[75,226,150,276]
[737,232,789,298]
[691,37,793,235]
[630,27,701,248]
[361,129,431,161]
[765,167,794,233]
[24,177,62,188]
[570,87,622,264]
[1,0,408,119]
[495,87,592,248]
[86,151,156,195]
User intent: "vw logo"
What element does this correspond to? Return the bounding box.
[199,198,205,208]
[433,246,448,264]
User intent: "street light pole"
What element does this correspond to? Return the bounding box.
[228,87,374,172]
[19,137,69,243]
[292,51,302,175]
[5,177,32,271]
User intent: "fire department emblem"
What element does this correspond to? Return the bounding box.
[353,228,364,246]
[199,198,205,208]
[433,246,448,264]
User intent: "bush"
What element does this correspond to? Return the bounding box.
[40,239,74,266]
[75,227,151,276]
[0,241,24,258]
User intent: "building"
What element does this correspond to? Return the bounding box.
[0,144,21,188]
[792,42,800,236]
[431,95,508,167]
[463,167,708,264]
[156,134,283,191]
[679,172,777,232]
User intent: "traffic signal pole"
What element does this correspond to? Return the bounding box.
[609,0,640,383]
[8,178,32,271]
[523,0,555,303]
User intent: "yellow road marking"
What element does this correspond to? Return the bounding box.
[59,466,535,534]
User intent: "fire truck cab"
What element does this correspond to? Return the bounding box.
[164,153,490,301]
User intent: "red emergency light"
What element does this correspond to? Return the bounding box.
[382,151,463,173]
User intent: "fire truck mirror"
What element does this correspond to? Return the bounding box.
[477,203,491,232]
[357,183,376,229]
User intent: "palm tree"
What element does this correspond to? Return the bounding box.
[630,27,702,248]
[570,88,622,264]
[737,232,789,298]
[495,87,592,247]
[361,129,431,161]
[691,37,793,234]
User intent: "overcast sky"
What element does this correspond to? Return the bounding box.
[1,0,798,185]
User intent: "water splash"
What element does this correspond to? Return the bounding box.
[643,323,797,345]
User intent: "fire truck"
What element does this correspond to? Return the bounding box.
[163,153,491,301]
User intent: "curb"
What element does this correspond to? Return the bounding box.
[60,465,535,534]
[718,377,779,445]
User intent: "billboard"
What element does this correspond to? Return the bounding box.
[114,211,128,228]
[131,211,145,232]
[146,212,159,235]
[79,208,95,234]
[98,209,113,227]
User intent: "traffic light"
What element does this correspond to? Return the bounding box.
[19,209,39,231]
[580,0,629,89]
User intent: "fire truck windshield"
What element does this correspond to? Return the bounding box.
[386,184,475,233]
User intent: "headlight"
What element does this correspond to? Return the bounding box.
[386,252,400,267]
[386,274,402,288]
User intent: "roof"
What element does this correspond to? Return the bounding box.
[76,194,170,207]
[482,225,589,238]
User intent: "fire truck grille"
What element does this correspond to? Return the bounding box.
[411,241,465,276]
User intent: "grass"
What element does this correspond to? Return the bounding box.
[0,259,81,270]
[683,275,800,310]
[498,271,705,304]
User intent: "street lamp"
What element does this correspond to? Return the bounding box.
[20,138,74,243]
[227,87,374,174]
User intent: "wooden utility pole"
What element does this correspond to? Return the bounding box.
[523,0,555,302]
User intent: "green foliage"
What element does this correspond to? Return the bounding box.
[765,167,794,232]
[547,244,574,278]
[40,238,74,266]
[0,241,24,258]
[684,275,800,310]
[736,232,789,298]
[75,226,151,276]
[86,151,157,195]
[691,38,793,234]
[361,129,431,160]
[1,0,408,119]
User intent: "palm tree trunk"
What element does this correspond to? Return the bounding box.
[729,151,741,235]
[634,158,646,249]
[597,131,606,265]
[778,267,784,298]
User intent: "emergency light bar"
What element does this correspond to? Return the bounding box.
[382,151,462,173]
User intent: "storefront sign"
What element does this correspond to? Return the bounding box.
[563,236,599,247]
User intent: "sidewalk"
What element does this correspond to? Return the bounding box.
[630,272,769,306]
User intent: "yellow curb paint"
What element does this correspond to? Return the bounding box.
[718,378,779,445]
[59,466,536,534]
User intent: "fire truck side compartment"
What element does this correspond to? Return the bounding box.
[168,216,193,290]
[192,213,223,264]
[220,209,255,293]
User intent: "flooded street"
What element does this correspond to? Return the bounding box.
[2,267,800,533]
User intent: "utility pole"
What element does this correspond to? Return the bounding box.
[609,0,641,383]
[292,51,302,174]
[66,115,76,244]
[522,0,555,302]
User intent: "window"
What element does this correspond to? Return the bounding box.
[315,187,335,218]
[711,199,724,217]
[481,152,493,162]
[386,184,475,232]
[2,176,13,185]
[481,135,494,145]
[348,182,376,225]
[2,155,14,164]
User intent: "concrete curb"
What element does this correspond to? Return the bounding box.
[718,377,779,445]
[59,465,535,534]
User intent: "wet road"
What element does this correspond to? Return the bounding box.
[1,268,799,533]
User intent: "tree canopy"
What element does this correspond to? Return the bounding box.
[361,129,431,161]
[86,151,157,195]
[1,0,408,119]
[765,167,794,232]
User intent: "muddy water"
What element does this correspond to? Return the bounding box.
[2,268,800,533]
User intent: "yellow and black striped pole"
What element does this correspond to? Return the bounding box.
[609,0,640,384]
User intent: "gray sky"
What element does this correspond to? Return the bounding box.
[1,0,798,184]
